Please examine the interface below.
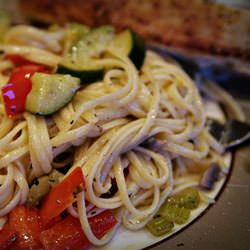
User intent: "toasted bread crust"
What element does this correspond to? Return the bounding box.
[18,0,250,60]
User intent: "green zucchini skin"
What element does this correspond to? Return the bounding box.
[128,29,146,70]
[57,64,104,84]
[112,29,146,70]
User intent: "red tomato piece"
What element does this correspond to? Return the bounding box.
[39,210,118,250]
[8,205,43,250]
[43,215,62,230]
[88,210,118,239]
[39,215,89,250]
[2,64,49,117]
[7,54,37,66]
[40,167,85,227]
[0,225,17,249]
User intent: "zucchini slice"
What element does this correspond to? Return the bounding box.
[68,22,90,44]
[25,73,80,115]
[62,23,90,52]
[112,29,146,70]
[58,25,115,83]
[70,25,115,57]
[57,59,104,84]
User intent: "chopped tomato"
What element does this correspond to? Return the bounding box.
[43,215,62,230]
[7,54,37,66]
[40,167,85,227]
[88,210,118,239]
[39,215,88,250]
[2,64,49,117]
[0,225,17,249]
[39,210,118,250]
[8,205,43,249]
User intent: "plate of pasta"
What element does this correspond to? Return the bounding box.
[0,15,237,250]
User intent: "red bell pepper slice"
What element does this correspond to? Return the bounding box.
[8,205,43,249]
[40,167,85,227]
[39,210,118,250]
[2,64,49,117]
[0,225,18,249]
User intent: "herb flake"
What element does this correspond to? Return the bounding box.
[10,234,17,243]
[33,178,39,186]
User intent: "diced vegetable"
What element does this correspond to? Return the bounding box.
[39,167,85,227]
[172,187,200,209]
[146,216,174,236]
[62,23,90,57]
[25,72,80,115]
[2,64,49,117]
[39,210,118,250]
[157,204,190,225]
[48,169,64,187]
[57,62,104,84]
[0,226,17,249]
[68,22,90,45]
[58,25,115,83]
[43,215,63,231]
[70,25,115,58]
[8,206,43,249]
[147,187,201,236]
[88,210,118,238]
[112,29,146,70]
[26,176,51,207]
[39,215,89,250]
[26,170,64,207]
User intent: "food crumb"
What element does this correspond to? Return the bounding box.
[177,242,184,247]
